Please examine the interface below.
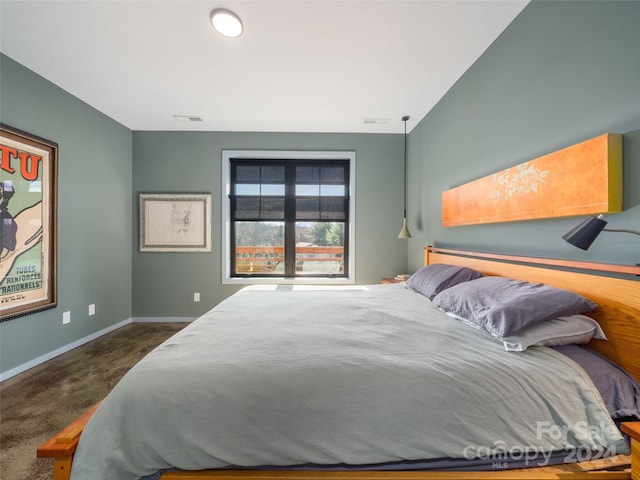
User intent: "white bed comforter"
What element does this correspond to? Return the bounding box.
[70,284,628,480]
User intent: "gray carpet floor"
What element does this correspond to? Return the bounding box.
[0,322,186,480]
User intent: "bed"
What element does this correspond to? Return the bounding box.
[38,246,640,480]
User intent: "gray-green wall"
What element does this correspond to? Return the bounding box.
[406,0,640,273]
[0,54,133,376]
[132,131,406,317]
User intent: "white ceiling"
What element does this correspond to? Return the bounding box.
[0,0,528,134]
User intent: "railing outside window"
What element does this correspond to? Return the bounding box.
[235,245,344,275]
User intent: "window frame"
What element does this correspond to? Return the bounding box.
[222,150,356,285]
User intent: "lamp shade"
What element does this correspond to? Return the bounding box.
[398,218,411,239]
[562,215,607,250]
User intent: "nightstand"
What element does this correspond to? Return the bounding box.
[621,422,639,479]
[381,277,405,284]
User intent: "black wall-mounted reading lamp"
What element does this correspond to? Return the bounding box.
[562,214,640,250]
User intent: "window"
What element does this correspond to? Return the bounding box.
[222,151,355,284]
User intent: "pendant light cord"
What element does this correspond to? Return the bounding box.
[403,115,409,218]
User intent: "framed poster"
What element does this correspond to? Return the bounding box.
[139,193,211,252]
[1,124,58,321]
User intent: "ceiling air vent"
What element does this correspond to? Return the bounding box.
[363,118,389,125]
[172,115,203,122]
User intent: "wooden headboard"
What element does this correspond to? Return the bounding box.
[425,246,640,382]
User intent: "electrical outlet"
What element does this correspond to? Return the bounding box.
[63,311,71,325]
[89,304,95,316]
[194,292,200,302]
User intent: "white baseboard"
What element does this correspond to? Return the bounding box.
[132,317,196,323]
[0,318,133,383]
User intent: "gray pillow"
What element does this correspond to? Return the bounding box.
[431,276,598,337]
[406,263,483,300]
[501,314,606,351]
[553,344,640,420]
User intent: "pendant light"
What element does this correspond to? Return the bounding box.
[398,115,412,239]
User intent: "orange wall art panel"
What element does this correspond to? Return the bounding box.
[442,133,622,227]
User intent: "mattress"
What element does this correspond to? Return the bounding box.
[70,284,629,480]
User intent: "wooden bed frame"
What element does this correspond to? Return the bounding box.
[38,246,640,480]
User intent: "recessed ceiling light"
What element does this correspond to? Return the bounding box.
[210,8,243,38]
